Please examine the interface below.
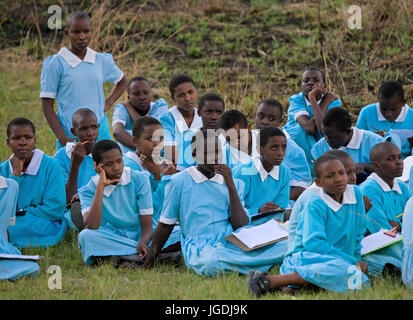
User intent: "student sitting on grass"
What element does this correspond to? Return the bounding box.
[283,67,341,174]
[359,142,410,277]
[402,196,413,288]
[143,129,287,276]
[311,107,384,184]
[252,98,312,203]
[112,76,168,154]
[160,74,202,171]
[1,118,66,248]
[356,81,413,159]
[54,108,99,231]
[232,127,290,224]
[78,140,153,268]
[0,175,40,281]
[248,154,369,296]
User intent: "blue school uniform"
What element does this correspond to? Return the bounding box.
[402,197,413,288]
[221,141,251,169]
[0,176,40,281]
[409,165,413,195]
[311,127,384,164]
[78,167,153,265]
[40,47,124,149]
[356,103,413,159]
[159,166,287,276]
[232,157,290,222]
[160,106,203,171]
[359,173,410,275]
[281,185,370,292]
[112,99,169,154]
[1,149,67,248]
[283,92,341,172]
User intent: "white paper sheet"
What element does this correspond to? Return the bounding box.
[400,156,413,182]
[389,129,413,147]
[0,254,43,261]
[361,228,403,256]
[232,219,288,249]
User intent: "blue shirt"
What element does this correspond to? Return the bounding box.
[112,99,169,154]
[40,47,123,140]
[311,127,384,164]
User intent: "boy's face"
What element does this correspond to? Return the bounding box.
[254,103,282,129]
[172,82,198,113]
[98,148,124,182]
[134,124,164,160]
[315,159,347,196]
[322,125,351,150]
[198,100,224,130]
[341,157,357,185]
[379,94,405,122]
[66,18,92,52]
[71,115,99,146]
[301,70,324,98]
[259,135,287,166]
[374,144,404,179]
[128,80,152,112]
[7,125,36,160]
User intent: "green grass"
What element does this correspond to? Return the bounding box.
[0,0,413,299]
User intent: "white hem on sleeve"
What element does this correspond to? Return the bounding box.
[113,71,124,84]
[294,110,309,121]
[40,92,56,99]
[159,216,178,225]
[112,119,127,127]
[140,208,153,215]
[290,180,310,188]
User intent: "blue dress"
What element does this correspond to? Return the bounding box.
[1,149,67,248]
[0,176,40,280]
[281,185,370,293]
[402,197,413,288]
[158,166,287,277]
[78,167,154,265]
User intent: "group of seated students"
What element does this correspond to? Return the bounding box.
[1,69,413,297]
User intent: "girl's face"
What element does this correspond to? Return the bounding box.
[259,135,287,167]
[301,70,324,98]
[7,125,36,160]
[341,157,357,185]
[254,103,282,129]
[134,124,164,160]
[128,80,152,113]
[172,82,198,113]
[98,148,124,182]
[379,94,405,122]
[66,18,92,52]
[71,115,99,146]
[198,100,224,130]
[322,125,351,150]
[375,144,404,179]
[315,160,347,196]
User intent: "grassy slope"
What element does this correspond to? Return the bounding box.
[0,0,412,299]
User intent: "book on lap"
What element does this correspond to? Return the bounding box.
[361,228,403,256]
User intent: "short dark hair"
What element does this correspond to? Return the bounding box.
[314,153,341,179]
[259,126,285,147]
[92,140,122,164]
[169,74,196,96]
[257,98,283,115]
[370,141,400,163]
[128,76,151,93]
[199,93,225,112]
[304,66,326,83]
[72,108,98,127]
[218,110,248,130]
[66,11,91,29]
[322,107,352,132]
[378,81,405,102]
[324,149,353,163]
[7,117,35,137]
[132,116,162,138]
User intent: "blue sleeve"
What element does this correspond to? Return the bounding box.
[409,167,413,195]
[302,196,358,264]
[53,149,69,183]
[78,183,95,215]
[354,188,367,260]
[151,98,169,119]
[356,107,368,130]
[286,139,311,187]
[326,99,341,110]
[112,104,130,127]
[102,53,123,84]
[310,139,324,161]
[40,56,60,99]
[136,172,153,216]
[288,94,308,120]
[160,114,176,146]
[275,166,291,209]
[158,177,181,225]
[25,159,66,221]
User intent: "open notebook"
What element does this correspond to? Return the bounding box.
[225,219,288,251]
[361,229,403,256]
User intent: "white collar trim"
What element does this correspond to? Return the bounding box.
[252,156,279,182]
[368,172,402,194]
[315,185,356,212]
[187,166,224,184]
[304,95,323,108]
[0,176,7,188]
[169,106,203,133]
[65,142,92,159]
[376,103,409,122]
[58,47,96,67]
[91,167,132,197]
[124,151,148,172]
[9,149,44,176]
[343,127,363,149]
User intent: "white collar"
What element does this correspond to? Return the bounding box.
[340,127,363,150]
[282,128,291,139]
[65,142,92,159]
[169,106,203,133]
[124,151,148,172]
[252,156,279,182]
[367,172,402,194]
[0,176,7,188]
[315,185,356,212]
[376,103,409,122]
[187,166,224,184]
[91,167,132,197]
[58,47,96,68]
[9,149,44,176]
[304,95,323,108]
